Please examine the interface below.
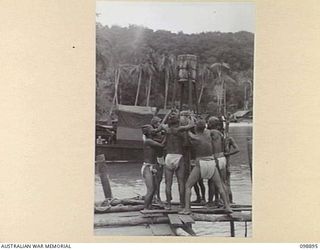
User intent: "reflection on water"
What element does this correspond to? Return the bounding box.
[95,123,252,237]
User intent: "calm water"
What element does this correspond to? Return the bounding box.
[95,123,252,237]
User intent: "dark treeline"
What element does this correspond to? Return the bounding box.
[96,23,254,121]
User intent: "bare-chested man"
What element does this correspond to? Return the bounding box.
[223,131,240,203]
[162,111,194,209]
[150,116,165,202]
[141,124,165,210]
[180,111,206,204]
[207,116,229,206]
[180,119,232,214]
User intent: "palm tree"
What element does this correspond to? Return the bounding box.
[130,64,144,106]
[197,63,212,105]
[210,62,234,116]
[160,54,176,109]
[144,60,157,107]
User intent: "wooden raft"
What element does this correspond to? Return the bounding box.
[95,207,251,237]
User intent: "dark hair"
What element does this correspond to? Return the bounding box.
[141,124,153,135]
[207,116,219,129]
[151,116,161,126]
[196,119,206,131]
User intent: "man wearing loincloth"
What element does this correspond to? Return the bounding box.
[207,116,229,206]
[162,111,194,209]
[141,124,165,210]
[180,119,232,214]
[150,116,166,202]
[224,135,240,203]
[180,111,206,204]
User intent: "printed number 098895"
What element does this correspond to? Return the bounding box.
[300,244,318,248]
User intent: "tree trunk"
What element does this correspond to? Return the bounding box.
[109,68,119,115]
[223,79,226,116]
[146,75,152,106]
[135,69,142,106]
[164,70,169,109]
[198,83,204,104]
[115,68,120,105]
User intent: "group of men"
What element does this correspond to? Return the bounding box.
[141,110,239,214]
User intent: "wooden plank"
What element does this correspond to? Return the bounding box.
[192,207,251,214]
[181,225,197,236]
[142,213,164,218]
[166,201,251,208]
[149,224,175,236]
[192,212,252,222]
[178,214,195,224]
[168,214,183,226]
[95,205,144,213]
[140,209,180,214]
[95,225,153,236]
[94,216,169,228]
[140,207,251,215]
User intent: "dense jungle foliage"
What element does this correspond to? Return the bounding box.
[96,23,254,121]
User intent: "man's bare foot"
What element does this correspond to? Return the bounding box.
[164,203,171,210]
[224,207,233,214]
[191,198,201,203]
[214,200,224,207]
[200,198,206,205]
[206,202,216,208]
[179,208,192,215]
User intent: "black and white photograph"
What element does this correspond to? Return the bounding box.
[94,1,254,237]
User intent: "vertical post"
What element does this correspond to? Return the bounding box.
[230,221,235,237]
[96,154,113,199]
[247,137,252,181]
[244,221,248,237]
[180,83,184,111]
[171,67,178,109]
[244,84,247,110]
[193,82,199,114]
[188,68,192,110]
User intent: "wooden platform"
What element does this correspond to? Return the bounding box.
[94,203,252,237]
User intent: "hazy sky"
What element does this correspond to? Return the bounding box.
[96,1,255,34]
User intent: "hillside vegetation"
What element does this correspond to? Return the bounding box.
[96,23,254,121]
